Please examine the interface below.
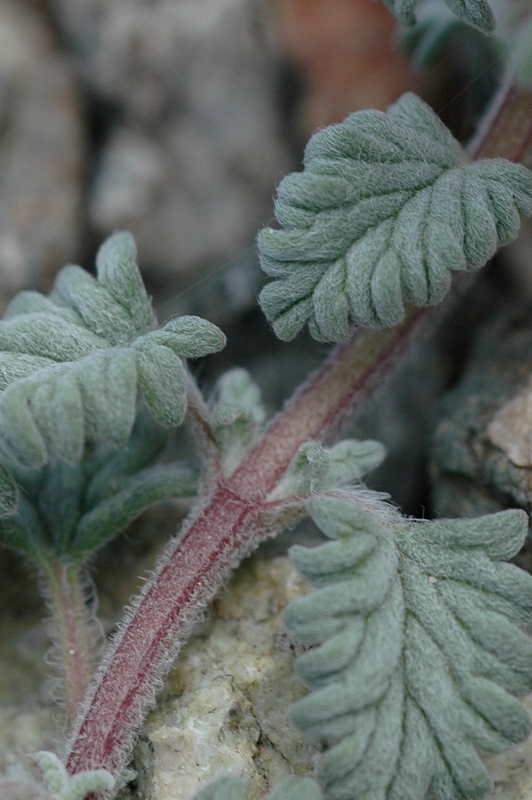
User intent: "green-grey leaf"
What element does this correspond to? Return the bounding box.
[33,751,114,800]
[258,93,532,341]
[212,368,266,473]
[0,313,109,361]
[0,353,57,391]
[36,461,85,556]
[323,439,385,488]
[285,496,532,800]
[135,344,188,427]
[0,463,17,517]
[212,368,266,429]
[383,0,495,32]
[4,289,85,324]
[0,496,47,558]
[270,438,386,500]
[144,316,227,359]
[95,231,155,336]
[399,0,465,66]
[71,463,198,560]
[267,777,322,800]
[0,234,225,467]
[53,266,143,346]
[84,407,170,507]
[189,775,322,800]
[190,775,246,800]
[75,349,138,444]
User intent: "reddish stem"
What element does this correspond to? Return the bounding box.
[66,309,430,780]
[65,78,532,788]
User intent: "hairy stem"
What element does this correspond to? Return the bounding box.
[41,557,98,730]
[185,369,221,484]
[65,79,532,789]
[66,312,430,784]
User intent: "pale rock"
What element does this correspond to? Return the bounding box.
[133,554,318,800]
[485,695,532,798]
[0,0,84,305]
[430,302,532,524]
[53,0,292,281]
[488,377,532,467]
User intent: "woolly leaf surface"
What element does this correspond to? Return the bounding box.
[0,233,225,467]
[399,0,466,66]
[189,775,322,800]
[0,464,18,517]
[0,405,198,559]
[212,368,267,474]
[285,496,532,800]
[382,0,495,32]
[190,776,246,800]
[83,407,170,507]
[269,438,386,500]
[33,751,114,800]
[0,496,46,559]
[258,93,532,340]
[71,463,198,561]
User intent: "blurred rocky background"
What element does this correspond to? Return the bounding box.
[0,0,531,797]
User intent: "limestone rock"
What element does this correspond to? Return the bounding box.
[488,376,532,467]
[484,695,532,799]
[132,554,317,800]
[0,0,84,305]
[53,0,292,283]
[0,781,51,800]
[430,302,532,529]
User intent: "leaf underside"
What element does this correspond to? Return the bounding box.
[284,495,532,800]
[258,93,532,341]
[0,410,198,562]
[0,232,225,468]
[382,0,495,33]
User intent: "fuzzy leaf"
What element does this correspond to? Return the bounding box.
[212,368,267,473]
[191,776,246,800]
[285,496,532,800]
[0,408,195,561]
[83,407,170,507]
[189,775,322,800]
[33,751,114,800]
[149,316,227,359]
[0,496,46,559]
[382,0,495,32]
[71,463,198,560]
[94,230,155,335]
[269,438,386,500]
[134,343,188,427]
[399,0,465,66]
[0,463,18,517]
[0,234,225,467]
[258,93,532,341]
[267,777,322,800]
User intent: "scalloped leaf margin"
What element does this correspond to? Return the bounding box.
[190,775,322,800]
[284,495,532,800]
[0,232,226,468]
[258,93,532,341]
[383,0,495,33]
